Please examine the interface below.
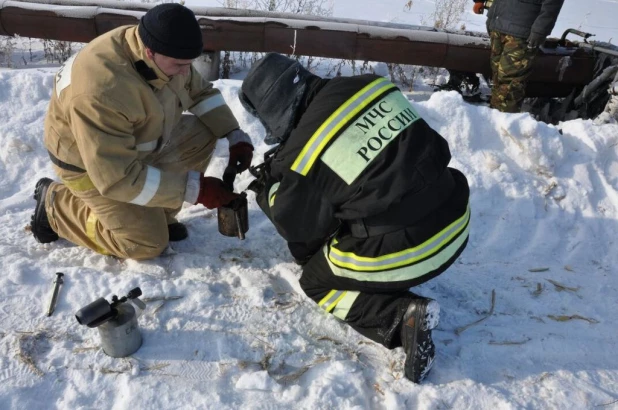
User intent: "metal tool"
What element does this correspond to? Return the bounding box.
[75,287,145,358]
[234,204,246,240]
[218,165,249,240]
[218,193,249,239]
[46,272,64,317]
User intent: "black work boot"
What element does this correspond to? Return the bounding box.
[168,222,188,241]
[400,297,440,383]
[31,178,59,244]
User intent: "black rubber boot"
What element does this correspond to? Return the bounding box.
[168,222,188,241]
[400,297,440,383]
[31,178,59,244]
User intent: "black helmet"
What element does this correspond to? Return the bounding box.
[239,53,318,145]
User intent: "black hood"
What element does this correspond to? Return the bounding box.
[239,53,322,145]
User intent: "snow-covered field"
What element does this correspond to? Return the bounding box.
[0,63,617,409]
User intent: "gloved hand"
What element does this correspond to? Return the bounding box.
[527,32,546,49]
[472,1,484,14]
[196,175,239,209]
[228,141,254,173]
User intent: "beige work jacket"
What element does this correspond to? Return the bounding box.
[45,25,239,209]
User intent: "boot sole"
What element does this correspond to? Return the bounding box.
[31,178,59,243]
[417,300,440,382]
[402,299,440,383]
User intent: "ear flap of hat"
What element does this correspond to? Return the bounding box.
[238,89,258,116]
[259,64,310,144]
[238,88,276,144]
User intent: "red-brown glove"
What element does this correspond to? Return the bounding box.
[196,175,239,209]
[228,141,254,173]
[473,2,484,14]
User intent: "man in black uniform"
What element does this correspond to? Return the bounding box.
[240,53,470,383]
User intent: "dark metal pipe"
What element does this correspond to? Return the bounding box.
[0,0,597,97]
[576,42,618,58]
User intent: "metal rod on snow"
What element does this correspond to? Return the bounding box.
[46,272,64,317]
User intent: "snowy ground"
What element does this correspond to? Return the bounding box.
[0,63,617,409]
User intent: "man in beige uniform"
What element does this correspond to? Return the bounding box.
[30,3,254,260]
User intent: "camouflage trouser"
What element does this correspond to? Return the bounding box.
[489,31,538,113]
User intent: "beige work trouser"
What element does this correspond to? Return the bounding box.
[45,115,218,260]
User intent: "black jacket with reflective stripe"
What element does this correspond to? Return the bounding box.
[485,0,564,39]
[262,74,469,277]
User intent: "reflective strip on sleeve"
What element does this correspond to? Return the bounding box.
[325,205,470,282]
[290,78,396,176]
[268,182,280,207]
[55,53,78,98]
[129,166,161,206]
[136,139,159,152]
[332,291,360,320]
[190,94,226,117]
[85,212,110,255]
[318,290,347,313]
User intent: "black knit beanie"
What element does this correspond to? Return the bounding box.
[138,3,203,59]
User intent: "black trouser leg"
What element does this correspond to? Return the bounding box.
[299,250,416,349]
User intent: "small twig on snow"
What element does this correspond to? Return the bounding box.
[455,289,496,335]
[595,397,618,407]
[141,296,183,302]
[489,337,531,345]
[547,314,599,324]
[546,279,580,293]
[542,181,558,196]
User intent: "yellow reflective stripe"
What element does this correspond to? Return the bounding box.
[291,78,395,176]
[85,212,109,255]
[332,291,360,320]
[329,205,470,271]
[268,182,280,207]
[318,290,337,307]
[318,290,347,313]
[325,222,469,282]
[62,174,95,192]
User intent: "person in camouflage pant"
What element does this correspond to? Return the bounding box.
[473,0,564,113]
[489,31,537,113]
